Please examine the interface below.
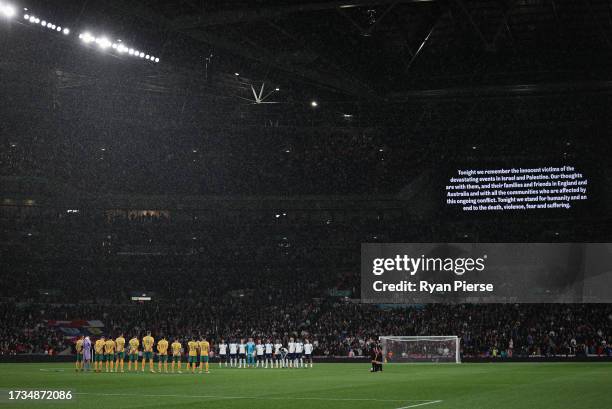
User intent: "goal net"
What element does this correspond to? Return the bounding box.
[379,336,460,363]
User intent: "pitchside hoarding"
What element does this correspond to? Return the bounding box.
[361,243,612,303]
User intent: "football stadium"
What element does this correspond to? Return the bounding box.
[1,1,611,408]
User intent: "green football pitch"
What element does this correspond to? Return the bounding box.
[0,362,610,409]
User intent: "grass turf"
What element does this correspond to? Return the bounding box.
[0,362,610,409]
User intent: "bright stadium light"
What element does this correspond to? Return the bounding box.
[56,26,61,32]
[71,28,159,63]
[0,3,16,18]
[62,27,69,35]
[23,13,28,19]
[311,101,318,107]
[79,32,94,43]
[40,20,46,26]
[97,37,111,49]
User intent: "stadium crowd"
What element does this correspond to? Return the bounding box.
[1,300,610,359]
[1,205,611,360]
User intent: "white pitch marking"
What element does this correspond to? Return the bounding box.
[75,392,436,404]
[396,400,443,409]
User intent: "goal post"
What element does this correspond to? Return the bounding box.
[379,336,461,364]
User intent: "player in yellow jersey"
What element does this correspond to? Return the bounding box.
[156,336,169,373]
[115,333,126,373]
[171,338,182,373]
[104,337,116,372]
[187,336,199,374]
[198,335,210,374]
[128,335,140,372]
[142,331,155,373]
[94,337,105,373]
[75,336,84,372]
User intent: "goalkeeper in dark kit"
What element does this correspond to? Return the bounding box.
[370,342,383,372]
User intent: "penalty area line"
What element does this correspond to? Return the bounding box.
[397,400,443,409]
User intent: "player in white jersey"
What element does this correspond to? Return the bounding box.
[287,337,296,368]
[229,340,238,368]
[264,339,273,368]
[273,340,284,368]
[255,339,264,367]
[295,339,304,368]
[238,339,247,368]
[218,339,228,368]
[304,339,314,368]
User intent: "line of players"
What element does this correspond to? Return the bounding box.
[74,333,314,374]
[74,331,211,374]
[221,337,314,369]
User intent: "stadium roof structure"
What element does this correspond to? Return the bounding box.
[3,1,612,200]
[14,0,612,100]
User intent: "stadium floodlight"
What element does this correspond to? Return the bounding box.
[311,101,318,107]
[97,37,111,49]
[379,336,461,364]
[23,13,28,19]
[40,20,46,26]
[79,32,94,43]
[49,24,159,63]
[0,3,16,18]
